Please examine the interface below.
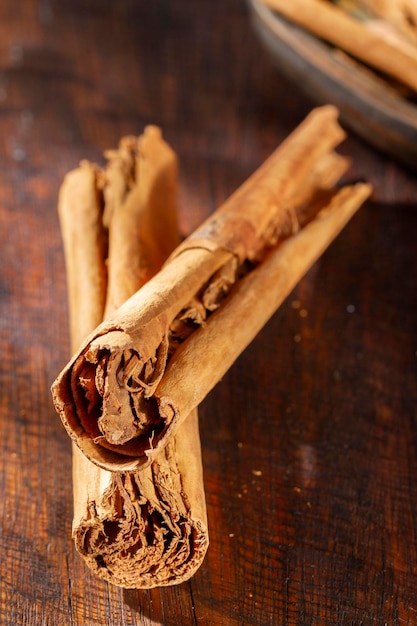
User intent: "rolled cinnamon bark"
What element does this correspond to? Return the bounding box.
[59,128,209,588]
[154,182,371,434]
[52,106,370,472]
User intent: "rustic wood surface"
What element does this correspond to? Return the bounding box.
[0,1,416,624]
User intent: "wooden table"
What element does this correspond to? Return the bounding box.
[1,1,416,624]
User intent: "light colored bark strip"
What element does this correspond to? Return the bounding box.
[57,161,107,351]
[258,0,417,91]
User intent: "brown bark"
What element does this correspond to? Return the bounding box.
[52,106,371,473]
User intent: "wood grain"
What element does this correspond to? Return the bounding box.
[0,1,416,624]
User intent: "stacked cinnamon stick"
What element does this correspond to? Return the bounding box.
[57,127,208,588]
[53,106,371,587]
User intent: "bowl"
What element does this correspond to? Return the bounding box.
[248,0,417,170]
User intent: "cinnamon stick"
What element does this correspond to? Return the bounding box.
[103,126,179,317]
[258,0,417,92]
[339,0,417,45]
[59,128,208,588]
[52,106,371,472]
[153,182,371,432]
[57,160,107,349]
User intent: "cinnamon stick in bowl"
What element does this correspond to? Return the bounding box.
[257,0,417,92]
[52,106,371,473]
[58,129,208,588]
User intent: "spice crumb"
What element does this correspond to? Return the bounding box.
[229,533,235,538]
[252,469,262,476]
[294,334,301,343]
[299,308,308,318]
[294,486,301,493]
[291,300,301,309]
